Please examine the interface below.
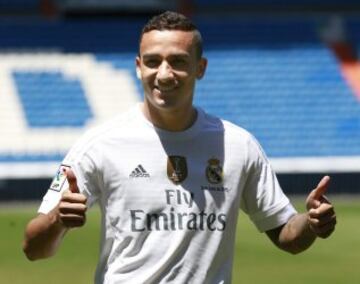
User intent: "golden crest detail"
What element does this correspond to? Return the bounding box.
[167,156,188,184]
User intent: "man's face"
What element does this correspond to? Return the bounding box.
[136,30,207,113]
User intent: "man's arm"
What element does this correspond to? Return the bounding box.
[23,210,68,260]
[23,169,87,260]
[266,176,336,254]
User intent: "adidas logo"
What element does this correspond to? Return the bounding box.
[129,165,150,178]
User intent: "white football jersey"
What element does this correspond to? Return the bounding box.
[39,104,297,284]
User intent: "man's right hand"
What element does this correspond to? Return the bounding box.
[56,168,87,228]
[23,168,88,260]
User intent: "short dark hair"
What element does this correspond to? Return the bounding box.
[139,11,203,58]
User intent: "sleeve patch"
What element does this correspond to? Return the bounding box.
[49,164,71,192]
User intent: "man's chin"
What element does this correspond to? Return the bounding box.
[153,90,176,102]
[154,100,178,110]
[144,92,191,112]
[146,97,181,112]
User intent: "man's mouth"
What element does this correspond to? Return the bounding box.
[154,86,177,93]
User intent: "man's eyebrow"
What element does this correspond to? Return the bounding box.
[142,53,190,58]
[170,54,190,59]
[142,53,160,58]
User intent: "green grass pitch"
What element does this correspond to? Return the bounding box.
[1,197,359,283]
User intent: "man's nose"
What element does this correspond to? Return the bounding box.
[156,61,174,82]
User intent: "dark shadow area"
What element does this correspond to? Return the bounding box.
[0,178,50,201]
[278,172,360,195]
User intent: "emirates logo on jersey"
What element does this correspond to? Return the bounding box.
[206,158,223,184]
[167,156,187,184]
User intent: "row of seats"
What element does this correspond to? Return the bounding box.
[0,0,39,10]
[0,17,360,161]
[194,0,360,6]
[13,71,93,127]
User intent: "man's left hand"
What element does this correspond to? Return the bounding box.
[305,176,337,239]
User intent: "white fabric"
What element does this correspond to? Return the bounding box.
[39,104,297,284]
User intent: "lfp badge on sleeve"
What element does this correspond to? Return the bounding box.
[49,165,71,192]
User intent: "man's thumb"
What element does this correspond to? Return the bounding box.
[306,175,331,210]
[65,168,80,194]
[312,175,330,201]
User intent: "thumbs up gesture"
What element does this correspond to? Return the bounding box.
[57,168,87,228]
[305,176,337,239]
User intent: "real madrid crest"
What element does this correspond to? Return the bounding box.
[206,158,223,184]
[167,156,188,184]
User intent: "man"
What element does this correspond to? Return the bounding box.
[23,11,336,283]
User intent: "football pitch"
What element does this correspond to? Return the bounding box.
[1,197,359,284]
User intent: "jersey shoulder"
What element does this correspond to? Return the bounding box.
[66,104,141,159]
[201,109,253,141]
[201,110,268,160]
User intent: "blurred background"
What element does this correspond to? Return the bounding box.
[0,0,359,200]
[0,1,359,284]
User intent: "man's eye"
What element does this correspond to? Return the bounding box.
[145,59,159,67]
[171,59,187,67]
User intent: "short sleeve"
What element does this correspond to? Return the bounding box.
[240,136,297,232]
[38,136,101,214]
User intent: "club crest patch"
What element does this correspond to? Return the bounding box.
[167,156,188,184]
[206,158,223,184]
[49,164,71,192]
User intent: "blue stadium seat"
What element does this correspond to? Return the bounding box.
[13,71,93,128]
[193,0,360,6]
[0,0,40,11]
[1,17,360,162]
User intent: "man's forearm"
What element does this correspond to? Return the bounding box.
[277,213,317,254]
[23,210,67,261]
[267,176,336,254]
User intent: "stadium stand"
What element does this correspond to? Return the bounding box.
[13,71,92,127]
[193,0,360,5]
[192,0,360,10]
[0,0,41,15]
[0,52,138,164]
[0,14,359,197]
[1,18,360,159]
[0,0,39,9]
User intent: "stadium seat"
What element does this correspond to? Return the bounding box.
[1,17,360,165]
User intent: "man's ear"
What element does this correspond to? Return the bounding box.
[196,57,207,79]
[135,56,142,79]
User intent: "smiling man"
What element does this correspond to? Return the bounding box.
[137,17,207,131]
[23,11,336,284]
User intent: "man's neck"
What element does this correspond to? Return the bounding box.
[141,102,197,132]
